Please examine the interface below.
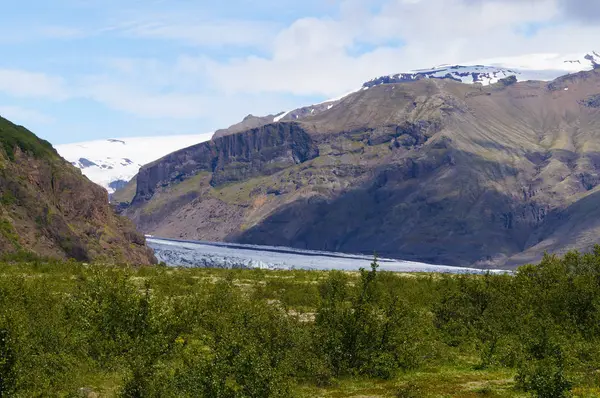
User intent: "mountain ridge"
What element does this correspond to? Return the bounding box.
[211,51,600,140]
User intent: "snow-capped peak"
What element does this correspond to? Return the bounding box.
[363,51,600,88]
[271,52,600,124]
[56,133,213,194]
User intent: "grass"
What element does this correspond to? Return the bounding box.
[298,366,524,397]
[0,116,57,161]
[111,176,138,204]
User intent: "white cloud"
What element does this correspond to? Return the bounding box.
[0,70,69,100]
[197,0,600,98]
[2,0,600,131]
[202,0,590,97]
[0,106,55,125]
[81,81,209,119]
[117,16,279,48]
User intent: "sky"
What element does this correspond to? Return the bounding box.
[1,0,599,145]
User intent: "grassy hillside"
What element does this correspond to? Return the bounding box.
[2,250,600,396]
[0,115,156,264]
[0,116,57,161]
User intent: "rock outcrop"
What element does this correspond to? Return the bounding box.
[133,123,318,202]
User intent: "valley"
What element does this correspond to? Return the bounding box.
[107,61,600,269]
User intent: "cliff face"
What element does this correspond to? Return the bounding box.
[133,123,319,202]
[0,116,156,264]
[124,69,600,268]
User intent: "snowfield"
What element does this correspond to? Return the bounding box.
[56,133,213,193]
[364,52,600,88]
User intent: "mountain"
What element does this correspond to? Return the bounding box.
[121,53,600,268]
[56,133,214,194]
[212,52,600,141]
[0,116,156,264]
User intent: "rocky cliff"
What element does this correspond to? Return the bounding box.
[0,116,156,264]
[123,69,600,268]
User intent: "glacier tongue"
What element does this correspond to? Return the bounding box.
[147,237,508,274]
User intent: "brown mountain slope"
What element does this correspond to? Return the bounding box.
[124,69,600,268]
[0,116,156,264]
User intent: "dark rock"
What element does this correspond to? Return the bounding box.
[78,158,97,168]
[581,94,600,108]
[133,123,319,204]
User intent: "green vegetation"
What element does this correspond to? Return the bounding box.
[0,116,56,161]
[142,172,210,214]
[111,176,138,205]
[3,250,600,396]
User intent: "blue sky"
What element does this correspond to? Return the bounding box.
[0,0,597,144]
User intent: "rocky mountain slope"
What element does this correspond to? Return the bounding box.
[121,63,600,269]
[112,49,600,267]
[0,116,156,264]
[56,133,213,194]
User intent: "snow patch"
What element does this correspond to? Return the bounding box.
[273,110,291,122]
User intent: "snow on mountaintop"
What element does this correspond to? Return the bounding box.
[364,52,600,88]
[56,133,213,194]
[271,52,600,124]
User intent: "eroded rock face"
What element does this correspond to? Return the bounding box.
[133,123,319,203]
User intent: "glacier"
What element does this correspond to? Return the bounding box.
[147,237,508,274]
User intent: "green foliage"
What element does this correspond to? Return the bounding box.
[0,116,56,161]
[0,190,15,207]
[170,281,298,397]
[0,328,16,397]
[315,259,433,380]
[0,219,20,249]
[2,248,600,396]
[516,356,572,398]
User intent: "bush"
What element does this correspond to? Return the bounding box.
[315,259,433,379]
[516,358,572,398]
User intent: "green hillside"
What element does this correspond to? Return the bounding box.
[0,116,57,161]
